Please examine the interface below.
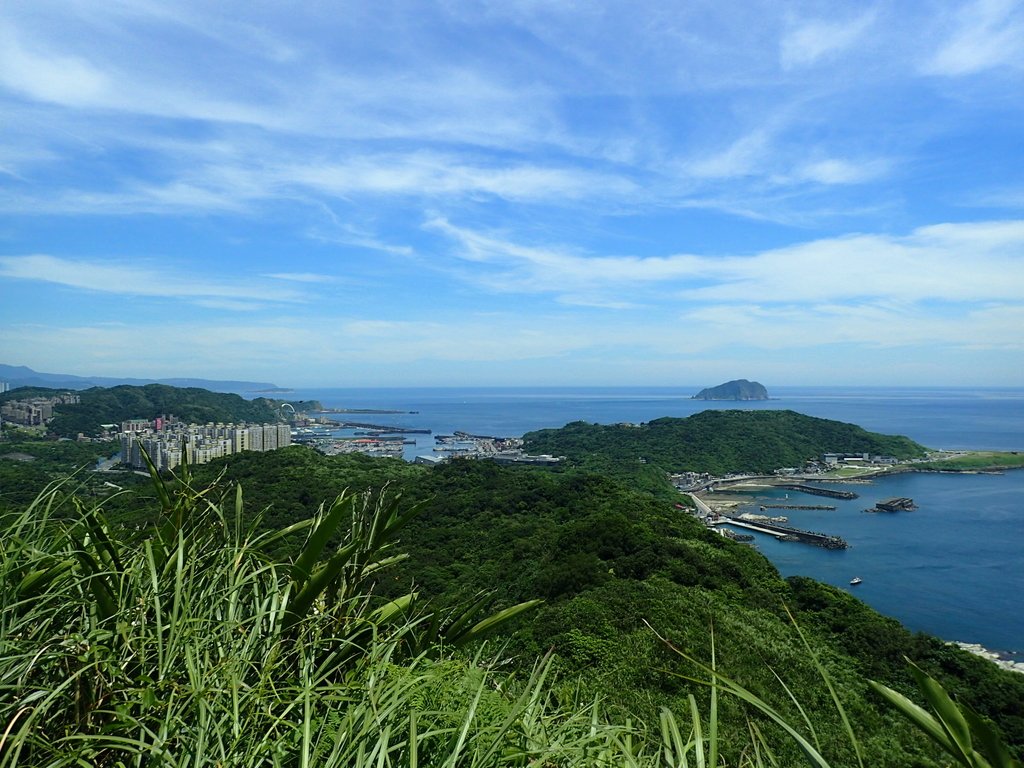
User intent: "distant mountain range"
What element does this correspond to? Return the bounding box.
[0,364,278,394]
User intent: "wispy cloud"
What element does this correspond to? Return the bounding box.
[0,254,305,304]
[793,158,891,185]
[263,272,337,283]
[780,10,876,70]
[0,151,641,218]
[1,1,1022,385]
[680,302,1024,352]
[430,218,1024,306]
[923,0,1024,76]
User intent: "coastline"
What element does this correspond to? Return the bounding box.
[953,642,1024,674]
[700,471,1024,655]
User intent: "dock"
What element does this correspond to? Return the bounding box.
[777,483,858,500]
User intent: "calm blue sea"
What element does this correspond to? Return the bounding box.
[258,386,1024,653]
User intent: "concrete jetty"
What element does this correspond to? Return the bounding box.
[760,503,837,510]
[714,516,848,549]
[777,483,858,500]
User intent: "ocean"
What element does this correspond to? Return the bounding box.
[261,385,1024,654]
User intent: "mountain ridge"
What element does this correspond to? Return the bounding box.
[0,363,277,393]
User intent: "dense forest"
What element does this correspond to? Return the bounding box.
[0,436,119,513]
[2,406,1021,766]
[176,448,1022,765]
[524,410,928,477]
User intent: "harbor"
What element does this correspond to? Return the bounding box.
[686,493,848,549]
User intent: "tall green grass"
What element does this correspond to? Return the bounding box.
[0,467,656,766]
[1,465,1018,766]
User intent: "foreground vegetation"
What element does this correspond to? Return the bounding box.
[3,402,1021,766]
[124,446,1021,765]
[3,459,1021,767]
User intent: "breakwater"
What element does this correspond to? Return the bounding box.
[339,421,432,434]
[760,503,836,510]
[720,516,848,549]
[777,483,858,499]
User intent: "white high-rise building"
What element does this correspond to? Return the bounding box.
[118,420,291,471]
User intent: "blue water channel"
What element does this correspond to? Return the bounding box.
[718,470,1024,654]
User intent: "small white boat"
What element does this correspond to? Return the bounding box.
[849,577,863,585]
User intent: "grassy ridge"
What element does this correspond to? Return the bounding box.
[905,451,1024,471]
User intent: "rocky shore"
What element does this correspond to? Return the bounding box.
[953,642,1024,674]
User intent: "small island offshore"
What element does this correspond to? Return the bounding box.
[693,378,769,400]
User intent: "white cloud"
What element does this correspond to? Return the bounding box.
[683,221,1024,303]
[430,218,1024,306]
[679,302,1024,352]
[0,150,640,217]
[264,272,337,283]
[279,154,637,201]
[426,217,713,296]
[0,254,304,303]
[0,316,606,381]
[923,0,1024,76]
[0,24,110,106]
[794,158,890,185]
[688,129,772,180]
[780,11,876,70]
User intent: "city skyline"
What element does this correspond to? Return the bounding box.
[1,1,1023,387]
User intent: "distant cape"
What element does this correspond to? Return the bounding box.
[692,379,769,401]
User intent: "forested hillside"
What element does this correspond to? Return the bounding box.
[0,436,119,513]
[159,447,1024,765]
[2,384,281,437]
[4,414,1021,766]
[524,410,928,476]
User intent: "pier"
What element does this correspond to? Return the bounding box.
[338,421,432,434]
[760,503,836,510]
[777,483,858,500]
[714,516,848,549]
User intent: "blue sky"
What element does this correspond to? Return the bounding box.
[1,0,1022,387]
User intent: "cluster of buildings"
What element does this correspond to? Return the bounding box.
[119,417,292,471]
[0,392,80,427]
[427,432,563,466]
